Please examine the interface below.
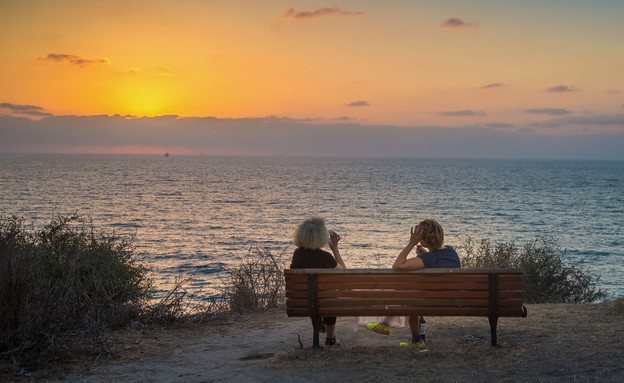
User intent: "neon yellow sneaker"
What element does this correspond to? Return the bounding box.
[399,339,426,349]
[366,322,390,335]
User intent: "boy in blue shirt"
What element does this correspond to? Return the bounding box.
[367,219,460,348]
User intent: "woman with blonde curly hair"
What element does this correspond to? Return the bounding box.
[290,217,346,346]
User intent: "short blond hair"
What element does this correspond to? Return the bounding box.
[419,219,444,249]
[293,217,329,250]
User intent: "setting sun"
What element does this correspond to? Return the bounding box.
[0,0,623,158]
[114,83,169,117]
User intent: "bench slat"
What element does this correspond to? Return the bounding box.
[286,288,523,298]
[316,290,491,299]
[324,307,491,316]
[286,297,524,309]
[316,282,490,290]
[285,268,523,275]
[316,274,490,283]
[319,298,491,307]
[287,306,525,317]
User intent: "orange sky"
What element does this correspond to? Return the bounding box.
[1,1,623,157]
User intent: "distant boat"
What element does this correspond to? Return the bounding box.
[164,152,169,157]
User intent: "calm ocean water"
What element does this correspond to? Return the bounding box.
[1,153,623,299]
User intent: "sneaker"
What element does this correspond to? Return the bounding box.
[325,337,340,346]
[399,339,426,349]
[366,322,390,335]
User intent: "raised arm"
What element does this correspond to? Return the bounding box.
[392,225,425,271]
[329,230,346,269]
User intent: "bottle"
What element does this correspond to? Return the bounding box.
[419,316,426,341]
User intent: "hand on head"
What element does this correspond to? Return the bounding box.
[329,230,341,248]
[410,224,423,246]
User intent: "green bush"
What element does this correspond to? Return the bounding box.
[0,215,152,363]
[459,236,606,303]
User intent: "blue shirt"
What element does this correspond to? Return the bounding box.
[419,245,461,268]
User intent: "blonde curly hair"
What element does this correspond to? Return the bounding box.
[293,217,329,250]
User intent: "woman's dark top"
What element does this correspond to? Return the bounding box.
[290,248,338,269]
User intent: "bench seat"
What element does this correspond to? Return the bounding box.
[285,268,527,348]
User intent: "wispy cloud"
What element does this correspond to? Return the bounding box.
[345,100,370,107]
[525,108,571,116]
[42,53,110,67]
[115,66,172,77]
[282,7,363,20]
[2,114,623,159]
[154,66,173,77]
[528,114,624,129]
[607,90,622,95]
[546,85,577,93]
[482,83,504,89]
[440,18,479,28]
[485,122,515,129]
[438,110,486,116]
[0,102,53,117]
[116,67,141,75]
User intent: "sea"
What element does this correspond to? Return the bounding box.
[1,153,623,299]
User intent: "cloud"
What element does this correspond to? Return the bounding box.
[482,83,504,89]
[116,67,141,75]
[440,18,479,28]
[607,90,622,94]
[42,53,110,67]
[438,110,486,116]
[485,122,515,129]
[154,66,173,77]
[546,85,577,93]
[525,108,572,116]
[345,100,370,107]
[552,114,624,126]
[282,7,363,20]
[526,114,624,131]
[1,114,623,159]
[115,66,172,77]
[0,102,53,117]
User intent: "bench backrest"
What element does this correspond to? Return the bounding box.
[285,268,525,318]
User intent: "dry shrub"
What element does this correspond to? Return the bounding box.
[0,215,151,365]
[221,246,287,313]
[459,236,607,303]
[145,274,228,324]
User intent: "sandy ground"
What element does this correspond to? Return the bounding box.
[6,300,624,382]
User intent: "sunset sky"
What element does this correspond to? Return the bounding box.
[1,0,623,158]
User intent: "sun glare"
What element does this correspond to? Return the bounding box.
[120,90,166,117]
[108,77,175,117]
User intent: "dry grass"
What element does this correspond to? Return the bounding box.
[273,301,624,382]
[10,301,621,382]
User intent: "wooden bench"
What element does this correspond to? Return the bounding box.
[285,268,527,348]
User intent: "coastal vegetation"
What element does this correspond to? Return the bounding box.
[460,236,606,303]
[0,215,610,373]
[0,215,151,367]
[221,246,286,313]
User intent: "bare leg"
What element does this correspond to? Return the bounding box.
[408,315,421,338]
[325,323,336,339]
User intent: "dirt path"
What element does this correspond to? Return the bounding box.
[31,300,624,382]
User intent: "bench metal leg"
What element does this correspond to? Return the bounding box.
[488,315,499,346]
[311,316,322,350]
